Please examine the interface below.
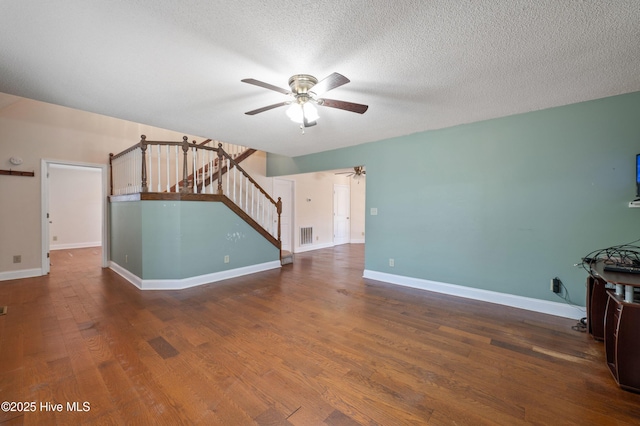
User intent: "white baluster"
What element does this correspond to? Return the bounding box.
[165,145,170,192]
[237,173,242,208]
[148,145,153,192]
[251,186,255,218]
[155,145,160,192]
[174,145,179,192]
[201,147,206,193]
[245,177,249,212]
[192,146,198,194]
[233,163,237,202]
[226,158,230,196]
[131,151,135,193]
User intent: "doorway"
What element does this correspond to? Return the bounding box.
[41,159,109,274]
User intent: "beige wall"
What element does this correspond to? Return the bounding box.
[278,171,366,252]
[49,164,102,250]
[0,95,203,279]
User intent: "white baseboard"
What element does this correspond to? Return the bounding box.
[0,268,44,282]
[109,261,281,290]
[109,262,143,289]
[51,241,102,250]
[363,270,586,320]
[294,242,335,253]
[350,239,365,244]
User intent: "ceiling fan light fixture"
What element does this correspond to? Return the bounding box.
[286,101,319,124]
[242,72,368,125]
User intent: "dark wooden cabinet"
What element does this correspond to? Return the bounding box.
[589,261,640,393]
[604,291,640,393]
[586,275,608,341]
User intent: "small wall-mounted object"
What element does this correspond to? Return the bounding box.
[9,156,23,165]
[0,169,35,177]
[629,200,640,208]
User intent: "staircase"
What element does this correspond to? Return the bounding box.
[109,135,289,265]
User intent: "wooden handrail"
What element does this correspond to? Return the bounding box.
[110,142,141,161]
[219,147,278,206]
[109,135,281,251]
[109,135,282,251]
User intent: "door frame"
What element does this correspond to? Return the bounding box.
[41,159,109,274]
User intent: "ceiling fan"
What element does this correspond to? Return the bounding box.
[241,72,368,128]
[336,166,366,180]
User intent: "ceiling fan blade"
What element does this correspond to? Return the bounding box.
[241,78,291,95]
[311,72,350,95]
[318,98,369,114]
[245,101,290,115]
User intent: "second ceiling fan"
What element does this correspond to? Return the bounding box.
[241,72,368,128]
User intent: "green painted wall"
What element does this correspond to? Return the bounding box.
[109,201,143,277]
[110,200,280,280]
[267,92,640,305]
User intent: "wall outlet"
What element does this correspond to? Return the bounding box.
[125,254,128,264]
[551,278,561,293]
[224,255,230,264]
[389,258,394,267]
[13,255,21,264]
[370,207,378,216]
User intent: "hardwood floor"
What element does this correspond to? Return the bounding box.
[1,245,639,425]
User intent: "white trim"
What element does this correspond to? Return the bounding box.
[350,238,365,244]
[295,242,334,253]
[109,262,143,288]
[0,268,44,282]
[51,242,102,251]
[109,261,281,290]
[363,270,586,320]
[41,159,109,275]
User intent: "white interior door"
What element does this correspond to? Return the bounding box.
[333,184,350,245]
[273,178,293,253]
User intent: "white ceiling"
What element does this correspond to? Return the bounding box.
[1,1,639,157]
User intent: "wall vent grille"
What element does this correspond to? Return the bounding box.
[300,227,313,245]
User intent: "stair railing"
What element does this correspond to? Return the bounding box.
[109,135,281,242]
[218,145,282,240]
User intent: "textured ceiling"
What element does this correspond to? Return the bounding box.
[1,1,639,157]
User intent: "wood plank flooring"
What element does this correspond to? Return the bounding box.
[1,245,639,425]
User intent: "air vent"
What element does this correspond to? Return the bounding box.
[300,227,313,245]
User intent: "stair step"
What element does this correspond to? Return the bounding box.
[281,250,294,265]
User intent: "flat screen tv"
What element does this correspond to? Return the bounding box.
[637,153,640,199]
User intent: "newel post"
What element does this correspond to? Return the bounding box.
[108,153,114,196]
[276,197,282,246]
[181,136,189,193]
[217,143,224,195]
[140,135,148,192]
